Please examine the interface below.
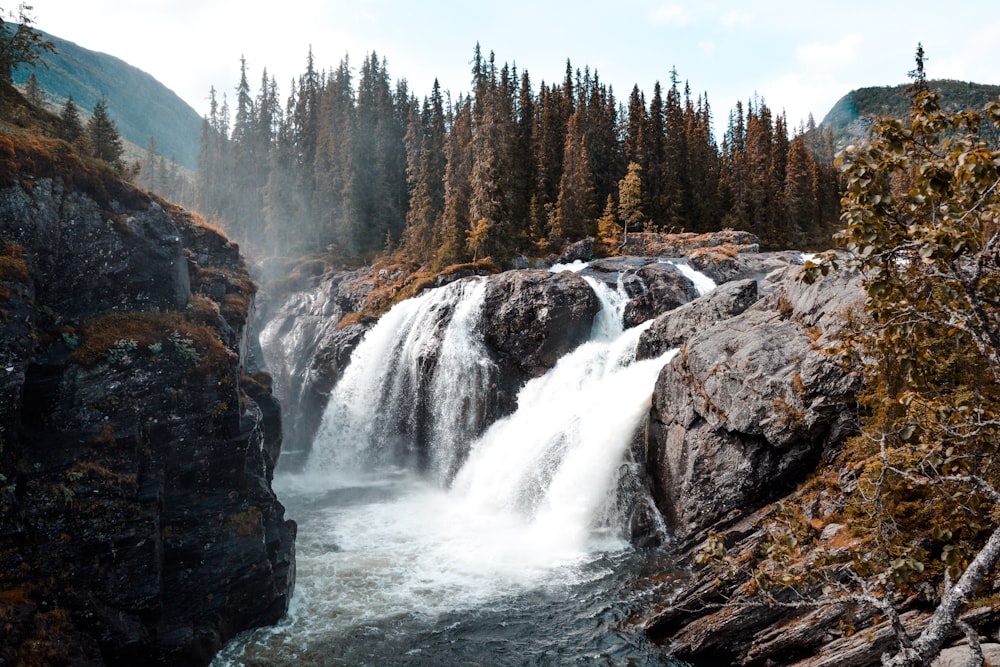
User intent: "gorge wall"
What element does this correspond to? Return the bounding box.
[0,137,294,666]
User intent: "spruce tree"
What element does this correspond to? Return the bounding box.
[552,108,597,243]
[59,95,84,144]
[87,97,124,165]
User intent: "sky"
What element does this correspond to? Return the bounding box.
[26,0,1000,131]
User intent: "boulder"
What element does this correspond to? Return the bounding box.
[553,237,595,264]
[620,262,699,328]
[635,278,760,360]
[481,269,599,380]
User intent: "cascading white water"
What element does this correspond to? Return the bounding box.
[213,268,705,666]
[666,259,717,296]
[309,277,494,482]
[451,322,676,558]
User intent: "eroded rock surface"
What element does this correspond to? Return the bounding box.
[258,269,372,467]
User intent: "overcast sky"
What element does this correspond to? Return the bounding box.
[28,1,1000,131]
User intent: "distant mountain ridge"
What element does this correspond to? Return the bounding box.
[12,30,201,170]
[819,79,1000,154]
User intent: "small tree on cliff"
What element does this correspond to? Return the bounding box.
[698,47,1000,667]
[87,97,124,168]
[0,3,53,84]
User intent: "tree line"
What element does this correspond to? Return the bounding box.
[193,47,843,266]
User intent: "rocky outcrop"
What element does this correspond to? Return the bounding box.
[635,278,760,360]
[629,265,886,665]
[480,269,600,413]
[643,265,863,541]
[0,139,293,666]
[621,230,760,257]
[688,248,808,285]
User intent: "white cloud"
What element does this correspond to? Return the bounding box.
[721,11,753,29]
[795,32,864,70]
[649,3,693,26]
[795,33,864,72]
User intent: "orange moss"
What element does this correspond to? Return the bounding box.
[0,241,29,283]
[69,310,233,375]
[228,506,262,538]
[337,259,498,329]
[186,295,221,327]
[0,133,149,212]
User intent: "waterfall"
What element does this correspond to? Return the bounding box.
[213,269,701,665]
[309,272,676,548]
[309,278,494,481]
[451,324,676,554]
[665,259,717,296]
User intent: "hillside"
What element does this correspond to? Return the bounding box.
[11,30,201,169]
[818,78,1000,154]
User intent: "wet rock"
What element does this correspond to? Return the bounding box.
[258,268,373,465]
[0,179,190,316]
[620,263,698,328]
[554,237,595,264]
[454,269,602,426]
[480,269,599,396]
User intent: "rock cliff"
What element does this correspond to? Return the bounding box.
[0,136,294,666]
[643,265,864,541]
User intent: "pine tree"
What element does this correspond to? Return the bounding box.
[0,3,53,84]
[618,161,644,244]
[58,95,84,144]
[438,96,473,266]
[22,69,41,106]
[87,97,124,166]
[552,107,597,243]
[596,194,622,249]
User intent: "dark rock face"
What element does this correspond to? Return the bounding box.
[0,170,293,666]
[553,237,595,264]
[620,263,699,328]
[642,266,864,542]
[480,269,599,396]
[0,178,190,317]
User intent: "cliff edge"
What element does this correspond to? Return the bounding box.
[0,132,294,666]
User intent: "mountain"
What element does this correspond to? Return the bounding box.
[818,78,1000,154]
[12,30,201,170]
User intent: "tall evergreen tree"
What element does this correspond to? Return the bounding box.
[87,97,124,166]
[552,107,597,243]
[58,95,84,144]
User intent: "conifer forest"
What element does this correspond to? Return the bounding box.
[190,47,843,266]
